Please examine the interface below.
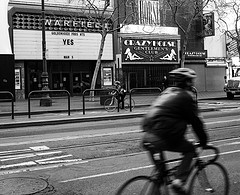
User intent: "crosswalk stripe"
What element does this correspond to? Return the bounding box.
[36,154,73,163]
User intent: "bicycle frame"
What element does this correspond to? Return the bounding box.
[144,143,220,193]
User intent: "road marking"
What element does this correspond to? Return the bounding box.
[37,159,83,165]
[60,165,154,182]
[30,145,50,151]
[60,149,240,183]
[0,148,31,155]
[206,118,240,125]
[0,160,89,176]
[35,154,73,163]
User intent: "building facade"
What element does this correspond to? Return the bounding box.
[8,0,115,99]
[115,0,208,91]
[4,0,226,99]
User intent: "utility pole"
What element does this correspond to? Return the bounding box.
[40,0,52,106]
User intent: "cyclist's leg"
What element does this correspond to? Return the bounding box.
[119,94,125,109]
[168,139,196,182]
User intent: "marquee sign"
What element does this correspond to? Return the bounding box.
[13,29,113,60]
[121,37,179,64]
[13,13,112,33]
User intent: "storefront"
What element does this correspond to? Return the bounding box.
[10,10,114,98]
[118,25,181,90]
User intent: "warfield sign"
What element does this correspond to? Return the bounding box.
[13,13,112,32]
[122,38,180,64]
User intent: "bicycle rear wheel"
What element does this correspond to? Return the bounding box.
[116,175,161,195]
[189,162,229,195]
[104,97,117,112]
[124,98,135,111]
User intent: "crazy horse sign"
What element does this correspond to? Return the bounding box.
[122,37,180,64]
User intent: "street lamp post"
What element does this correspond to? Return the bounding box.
[40,0,52,106]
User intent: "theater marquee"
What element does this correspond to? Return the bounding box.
[121,38,180,64]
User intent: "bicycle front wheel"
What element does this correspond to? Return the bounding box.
[116,175,161,195]
[124,98,135,111]
[104,97,117,112]
[189,162,229,195]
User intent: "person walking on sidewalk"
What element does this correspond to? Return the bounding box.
[141,68,208,194]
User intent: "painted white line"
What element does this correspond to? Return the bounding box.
[60,165,154,182]
[35,151,62,156]
[0,160,89,176]
[0,154,35,162]
[211,137,240,143]
[38,159,82,165]
[29,145,50,151]
[217,141,240,147]
[0,148,31,155]
[0,151,62,162]
[36,154,73,163]
[0,161,37,169]
[60,149,240,183]
[206,118,240,125]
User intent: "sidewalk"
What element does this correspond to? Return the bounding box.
[0,91,228,128]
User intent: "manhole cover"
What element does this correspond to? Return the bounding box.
[0,177,48,195]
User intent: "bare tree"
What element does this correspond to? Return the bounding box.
[166,0,210,67]
[212,0,240,60]
[69,0,136,98]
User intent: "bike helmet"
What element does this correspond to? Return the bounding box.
[114,81,120,85]
[169,68,196,82]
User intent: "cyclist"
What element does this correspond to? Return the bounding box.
[113,81,126,109]
[141,68,208,194]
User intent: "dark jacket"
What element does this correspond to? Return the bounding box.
[142,87,208,146]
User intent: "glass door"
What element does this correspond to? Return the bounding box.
[52,73,70,92]
[72,72,91,95]
[73,73,81,94]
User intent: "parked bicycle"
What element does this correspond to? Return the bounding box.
[116,141,229,195]
[104,92,135,112]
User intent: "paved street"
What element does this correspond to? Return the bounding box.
[1,90,240,194]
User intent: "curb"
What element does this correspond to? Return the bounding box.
[0,113,145,129]
[0,105,237,129]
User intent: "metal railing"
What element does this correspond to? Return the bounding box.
[129,87,162,112]
[82,89,119,115]
[28,90,70,118]
[0,91,14,119]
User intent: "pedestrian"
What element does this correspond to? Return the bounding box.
[114,81,126,109]
[162,75,168,90]
[141,68,208,194]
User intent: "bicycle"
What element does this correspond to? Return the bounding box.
[104,94,135,112]
[116,141,229,195]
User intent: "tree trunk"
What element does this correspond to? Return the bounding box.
[89,32,107,100]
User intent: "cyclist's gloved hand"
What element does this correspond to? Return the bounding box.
[199,140,207,148]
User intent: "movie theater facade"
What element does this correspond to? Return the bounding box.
[9,1,114,99]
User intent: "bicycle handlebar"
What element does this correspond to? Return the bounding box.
[195,143,219,164]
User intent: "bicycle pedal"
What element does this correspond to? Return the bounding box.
[205,188,214,192]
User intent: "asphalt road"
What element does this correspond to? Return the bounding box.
[0,105,239,194]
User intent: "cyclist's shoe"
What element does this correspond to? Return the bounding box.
[171,179,186,195]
